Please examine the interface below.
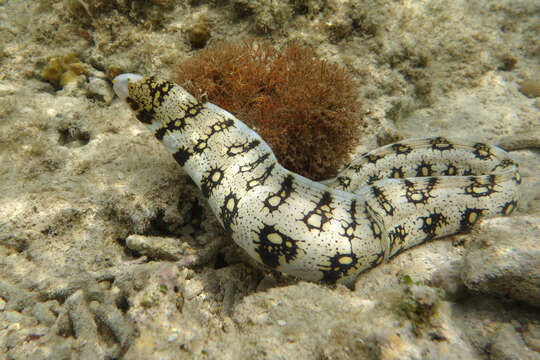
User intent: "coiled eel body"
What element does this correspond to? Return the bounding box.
[113,73,521,284]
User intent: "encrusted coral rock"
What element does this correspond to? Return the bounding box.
[42,54,88,89]
[461,216,540,306]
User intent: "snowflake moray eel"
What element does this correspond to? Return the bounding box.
[113,73,521,285]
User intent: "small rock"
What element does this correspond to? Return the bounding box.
[86,77,115,104]
[31,301,59,326]
[461,217,540,306]
[182,279,204,300]
[488,323,537,360]
[519,78,540,98]
[522,323,540,353]
[89,301,135,348]
[187,22,211,49]
[125,234,197,262]
[66,291,105,360]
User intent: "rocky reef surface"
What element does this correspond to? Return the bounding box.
[0,0,539,359]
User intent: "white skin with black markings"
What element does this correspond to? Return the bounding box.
[113,73,521,285]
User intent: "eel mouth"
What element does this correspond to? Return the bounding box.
[113,73,143,101]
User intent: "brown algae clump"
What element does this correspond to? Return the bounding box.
[176,41,364,180]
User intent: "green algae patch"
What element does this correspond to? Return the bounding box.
[397,278,444,336]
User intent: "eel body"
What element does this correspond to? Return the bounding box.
[113,73,521,284]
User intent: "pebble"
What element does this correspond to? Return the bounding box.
[86,77,115,104]
[519,78,540,98]
[126,234,196,261]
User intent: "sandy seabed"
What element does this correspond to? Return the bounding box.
[0,1,539,359]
